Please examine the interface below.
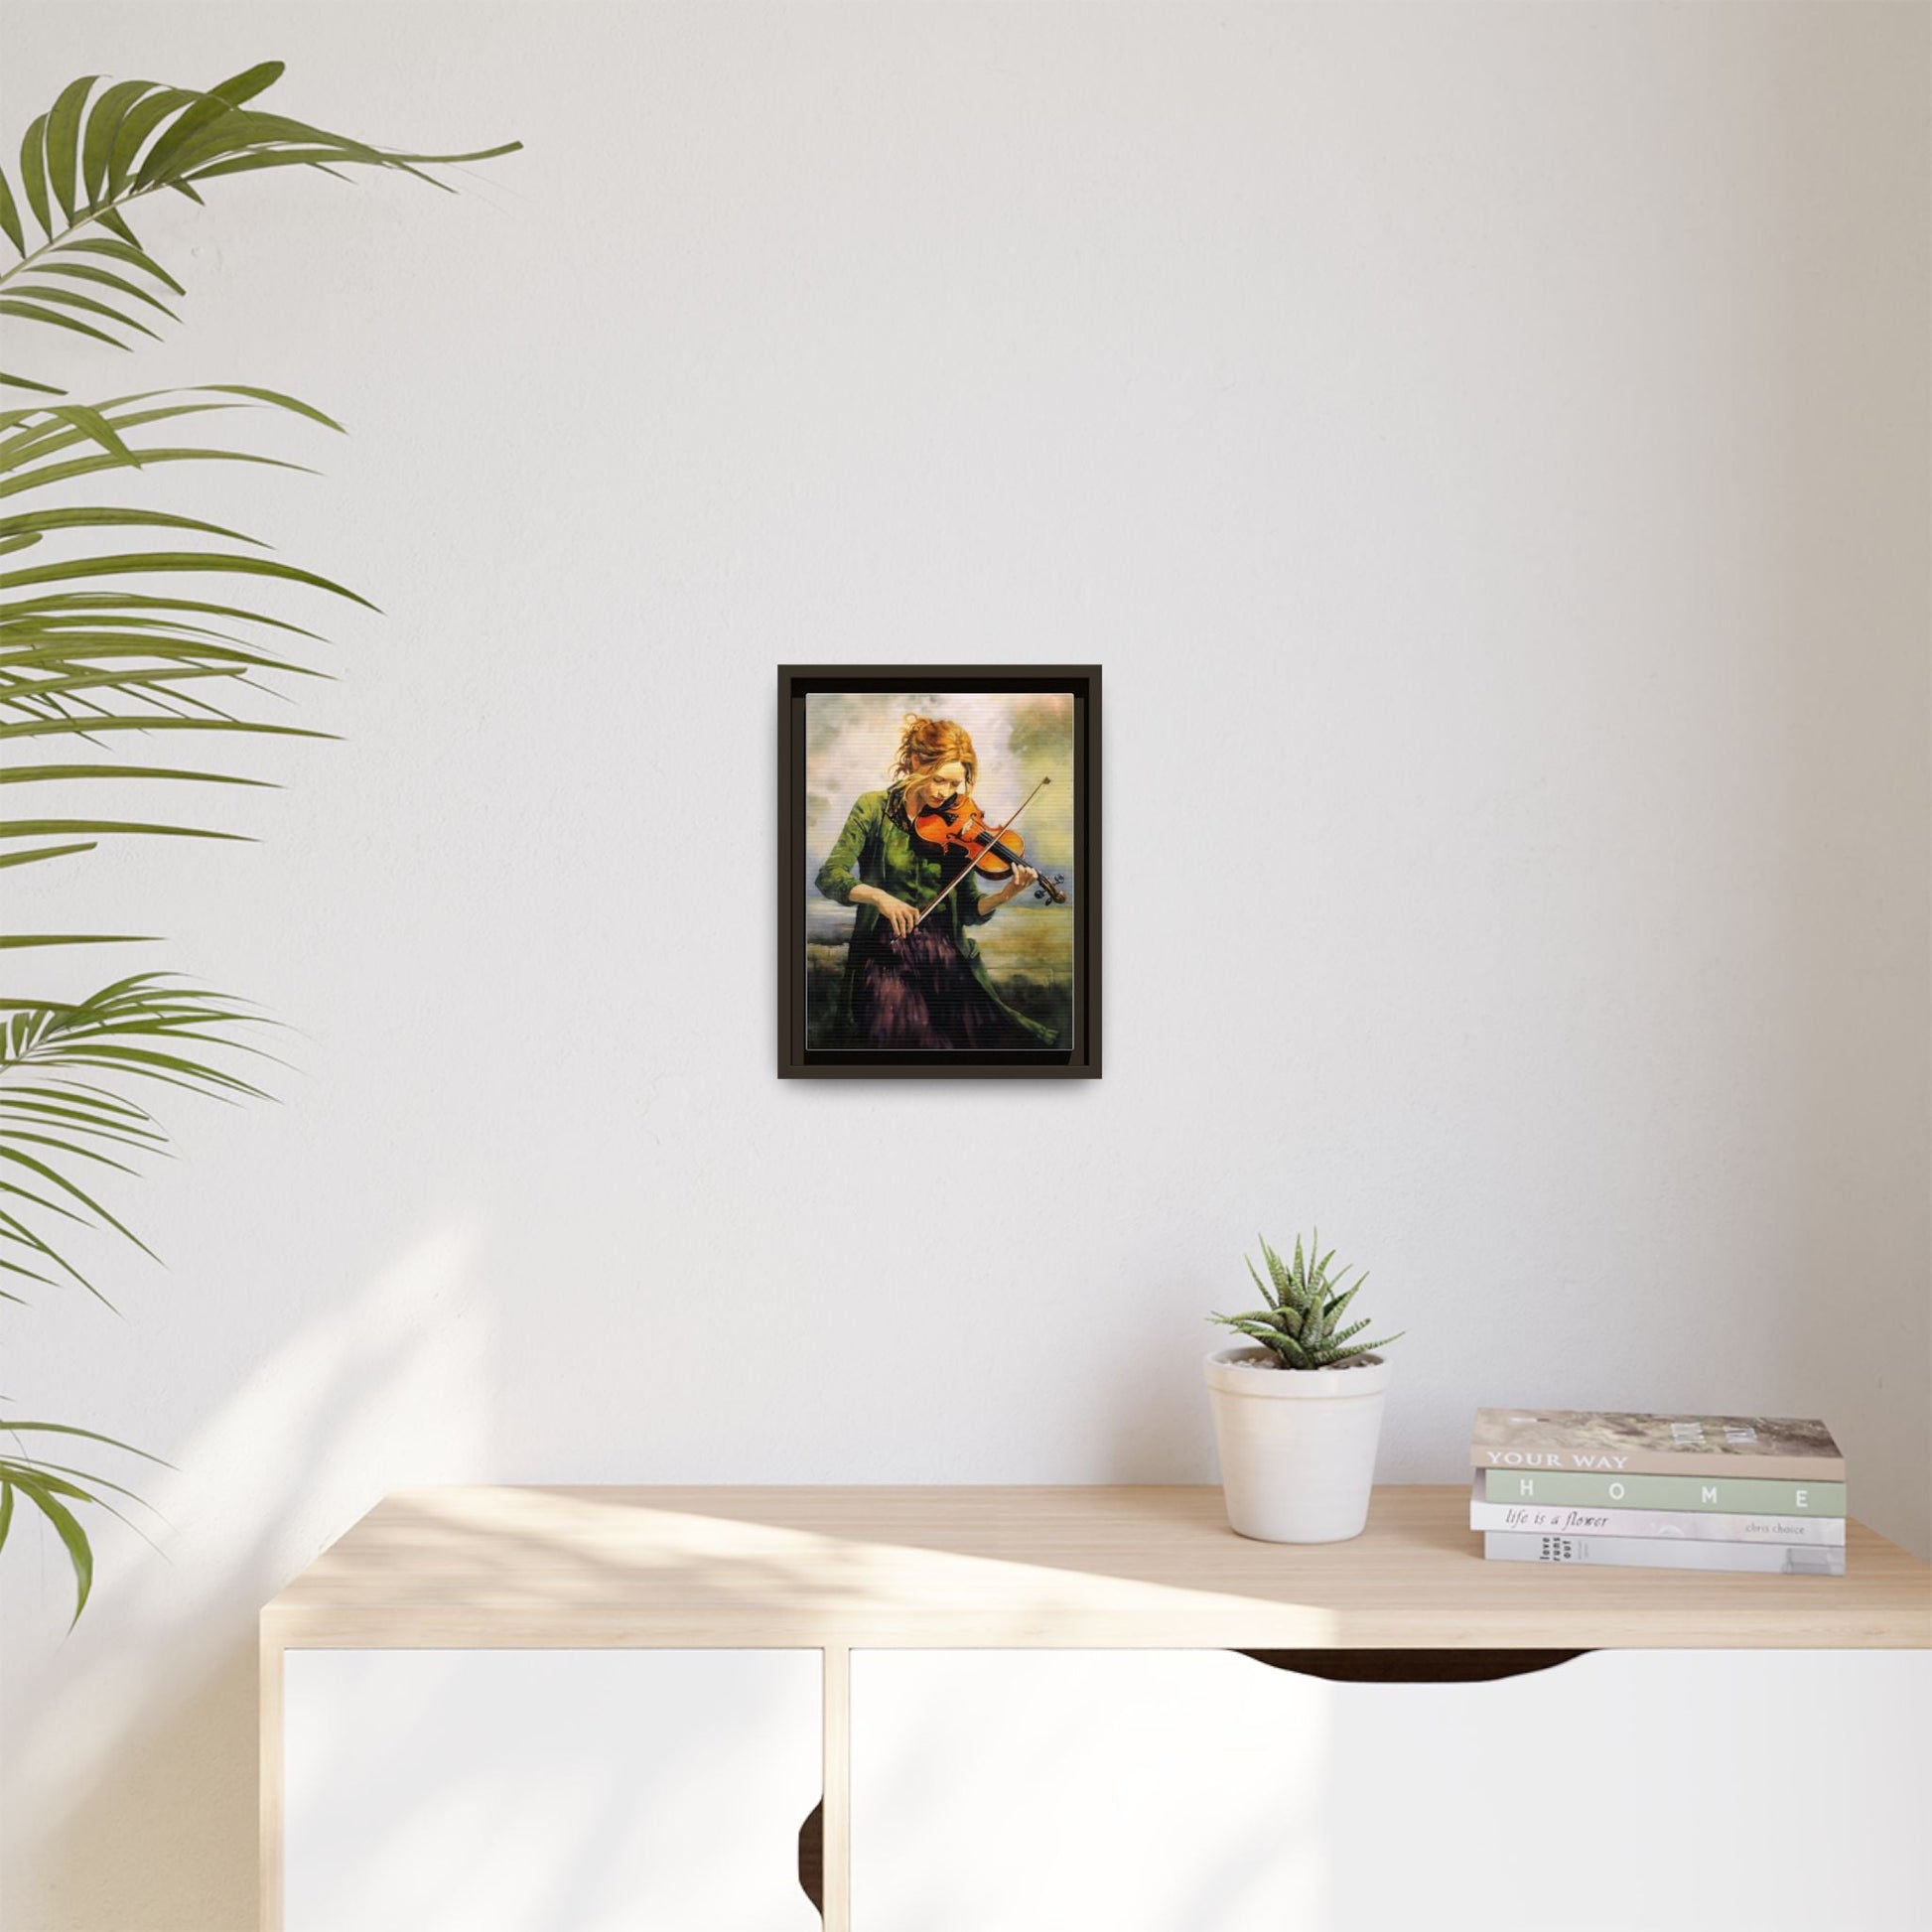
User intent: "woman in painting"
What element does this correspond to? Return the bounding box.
[815,714,1058,1048]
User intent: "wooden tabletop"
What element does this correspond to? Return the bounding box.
[261,1484,1932,1651]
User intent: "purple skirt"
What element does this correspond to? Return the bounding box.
[851,925,1035,1049]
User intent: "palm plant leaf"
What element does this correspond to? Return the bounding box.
[2,64,514,1623]
[0,546,373,604]
[0,1416,172,1458]
[0,505,261,543]
[0,763,277,789]
[0,842,96,871]
[0,386,348,943]
[0,932,155,950]
[3,1473,94,1621]
[0,975,269,1304]
[0,63,519,393]
[0,1418,167,1624]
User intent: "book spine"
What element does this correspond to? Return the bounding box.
[1483,1532,1845,1577]
[1481,1469,1846,1515]
[1469,1499,1845,1545]
[1469,1448,1845,1481]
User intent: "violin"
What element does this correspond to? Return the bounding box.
[912,785,1068,905]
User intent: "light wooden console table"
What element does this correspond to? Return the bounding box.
[261,1484,1932,1931]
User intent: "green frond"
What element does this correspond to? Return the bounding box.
[3,1474,92,1622]
[0,504,262,545]
[0,763,278,788]
[5,279,161,344]
[0,1408,174,1621]
[34,260,180,322]
[0,546,377,608]
[0,977,273,1296]
[0,1417,169,1461]
[2,67,516,1624]
[0,841,97,870]
[0,442,316,501]
[0,816,249,844]
[0,931,155,949]
[78,81,157,207]
[1,64,516,387]
[60,239,186,297]
[0,391,351,910]
[0,711,329,745]
[0,297,129,351]
[0,163,24,255]
[18,116,53,240]
[45,76,104,224]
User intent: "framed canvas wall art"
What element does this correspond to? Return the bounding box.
[777,666,1100,1078]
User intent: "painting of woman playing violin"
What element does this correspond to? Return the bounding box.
[778,669,1100,1078]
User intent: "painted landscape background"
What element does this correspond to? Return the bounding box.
[802,690,1076,1047]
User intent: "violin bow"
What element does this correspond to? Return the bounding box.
[910,776,1051,931]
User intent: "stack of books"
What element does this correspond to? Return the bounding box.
[1469,1409,1846,1577]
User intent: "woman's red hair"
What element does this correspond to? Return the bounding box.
[890,714,976,789]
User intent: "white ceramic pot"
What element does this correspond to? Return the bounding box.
[1203,1345,1392,1543]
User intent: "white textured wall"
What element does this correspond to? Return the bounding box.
[4,4,1927,1927]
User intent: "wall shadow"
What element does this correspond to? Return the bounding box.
[4,1222,491,1932]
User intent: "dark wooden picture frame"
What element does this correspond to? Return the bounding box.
[777,665,1101,1079]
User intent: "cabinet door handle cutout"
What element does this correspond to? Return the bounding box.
[1237,1648,1588,1684]
[797,1797,824,1917]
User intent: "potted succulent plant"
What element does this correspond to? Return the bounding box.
[1204,1233,1404,1544]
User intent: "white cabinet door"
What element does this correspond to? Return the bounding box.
[284,1648,821,1932]
[851,1648,1931,1932]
